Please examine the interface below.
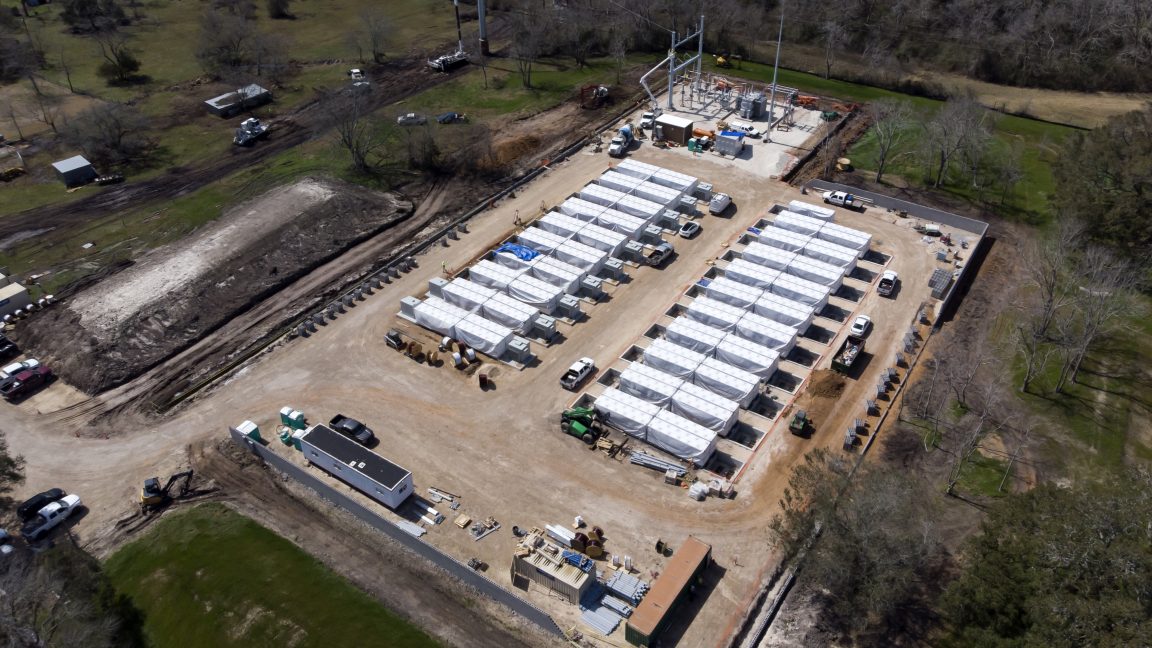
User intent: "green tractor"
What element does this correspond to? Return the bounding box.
[560,407,599,445]
[789,410,811,437]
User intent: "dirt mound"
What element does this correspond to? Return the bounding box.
[809,369,847,399]
[14,178,412,394]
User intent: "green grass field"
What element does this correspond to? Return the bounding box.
[104,504,439,648]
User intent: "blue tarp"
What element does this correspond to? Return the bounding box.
[496,242,540,261]
[719,130,746,139]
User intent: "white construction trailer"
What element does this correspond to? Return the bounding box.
[298,424,414,509]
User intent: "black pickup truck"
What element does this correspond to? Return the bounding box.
[328,414,376,446]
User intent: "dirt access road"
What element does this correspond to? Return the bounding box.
[4,141,955,646]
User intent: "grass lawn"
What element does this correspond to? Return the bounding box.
[702,60,1078,222]
[21,0,457,102]
[991,298,1152,479]
[104,504,439,648]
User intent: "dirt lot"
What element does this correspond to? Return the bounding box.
[3,138,973,646]
[12,178,412,394]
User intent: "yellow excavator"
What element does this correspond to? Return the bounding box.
[140,470,195,513]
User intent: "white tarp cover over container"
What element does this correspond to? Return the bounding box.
[559,197,607,221]
[704,277,763,310]
[573,222,627,257]
[724,258,782,289]
[802,239,858,270]
[538,212,587,238]
[469,259,521,291]
[517,227,570,254]
[482,292,539,333]
[694,357,759,407]
[649,168,698,194]
[715,334,780,378]
[579,184,629,209]
[594,387,660,437]
[590,208,647,239]
[530,255,585,294]
[618,362,684,407]
[646,410,717,466]
[554,240,608,274]
[630,181,682,208]
[742,242,796,271]
[454,312,513,358]
[613,158,657,180]
[734,311,798,354]
[508,274,565,312]
[597,170,645,194]
[788,200,835,222]
[613,194,664,222]
[665,317,726,354]
[642,338,705,378]
[758,228,812,252]
[441,278,496,312]
[816,221,871,256]
[412,296,470,338]
[685,296,746,333]
[754,292,815,331]
[786,256,844,289]
[772,210,826,235]
[768,273,830,308]
[670,380,740,435]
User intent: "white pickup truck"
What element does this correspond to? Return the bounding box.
[822,190,865,211]
[21,494,82,541]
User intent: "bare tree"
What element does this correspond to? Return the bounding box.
[866,99,912,184]
[358,10,391,64]
[920,95,989,188]
[94,30,141,84]
[1054,246,1141,391]
[821,19,847,79]
[63,102,152,164]
[196,11,257,74]
[328,94,384,173]
[509,3,552,89]
[1015,219,1083,391]
[609,27,628,84]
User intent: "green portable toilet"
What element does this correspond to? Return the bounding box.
[290,429,305,451]
[236,419,261,442]
[279,406,294,426]
[288,409,306,430]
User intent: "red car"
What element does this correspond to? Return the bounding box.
[0,366,52,400]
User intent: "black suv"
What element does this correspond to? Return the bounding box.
[17,488,65,521]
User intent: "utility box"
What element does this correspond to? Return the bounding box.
[623,241,646,264]
[602,257,625,280]
[641,224,664,244]
[507,336,533,363]
[695,182,714,201]
[533,314,557,341]
[677,196,697,215]
[656,210,680,229]
[399,295,421,318]
[298,424,413,509]
[580,276,604,299]
[427,276,448,298]
[558,294,583,320]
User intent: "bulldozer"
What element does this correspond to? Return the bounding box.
[140,470,195,513]
[560,406,600,445]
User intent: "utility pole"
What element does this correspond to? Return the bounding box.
[477,0,489,55]
[766,2,785,142]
